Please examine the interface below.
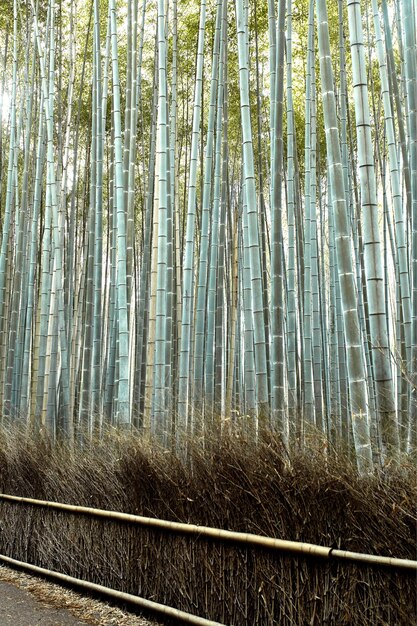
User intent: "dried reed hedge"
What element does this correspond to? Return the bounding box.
[0,427,415,625]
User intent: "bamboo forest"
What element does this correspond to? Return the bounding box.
[0,1,416,622]
[0,0,415,474]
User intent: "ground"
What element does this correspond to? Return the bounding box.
[0,566,160,626]
[0,580,87,626]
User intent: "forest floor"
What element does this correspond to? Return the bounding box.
[0,566,161,626]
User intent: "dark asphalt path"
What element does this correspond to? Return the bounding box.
[0,580,89,625]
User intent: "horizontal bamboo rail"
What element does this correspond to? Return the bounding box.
[0,553,225,626]
[1,493,416,571]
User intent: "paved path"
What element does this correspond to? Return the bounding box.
[0,566,160,626]
[0,580,89,625]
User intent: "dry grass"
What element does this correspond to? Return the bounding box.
[0,426,415,625]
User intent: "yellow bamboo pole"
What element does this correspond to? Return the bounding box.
[0,494,415,571]
[0,553,225,626]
